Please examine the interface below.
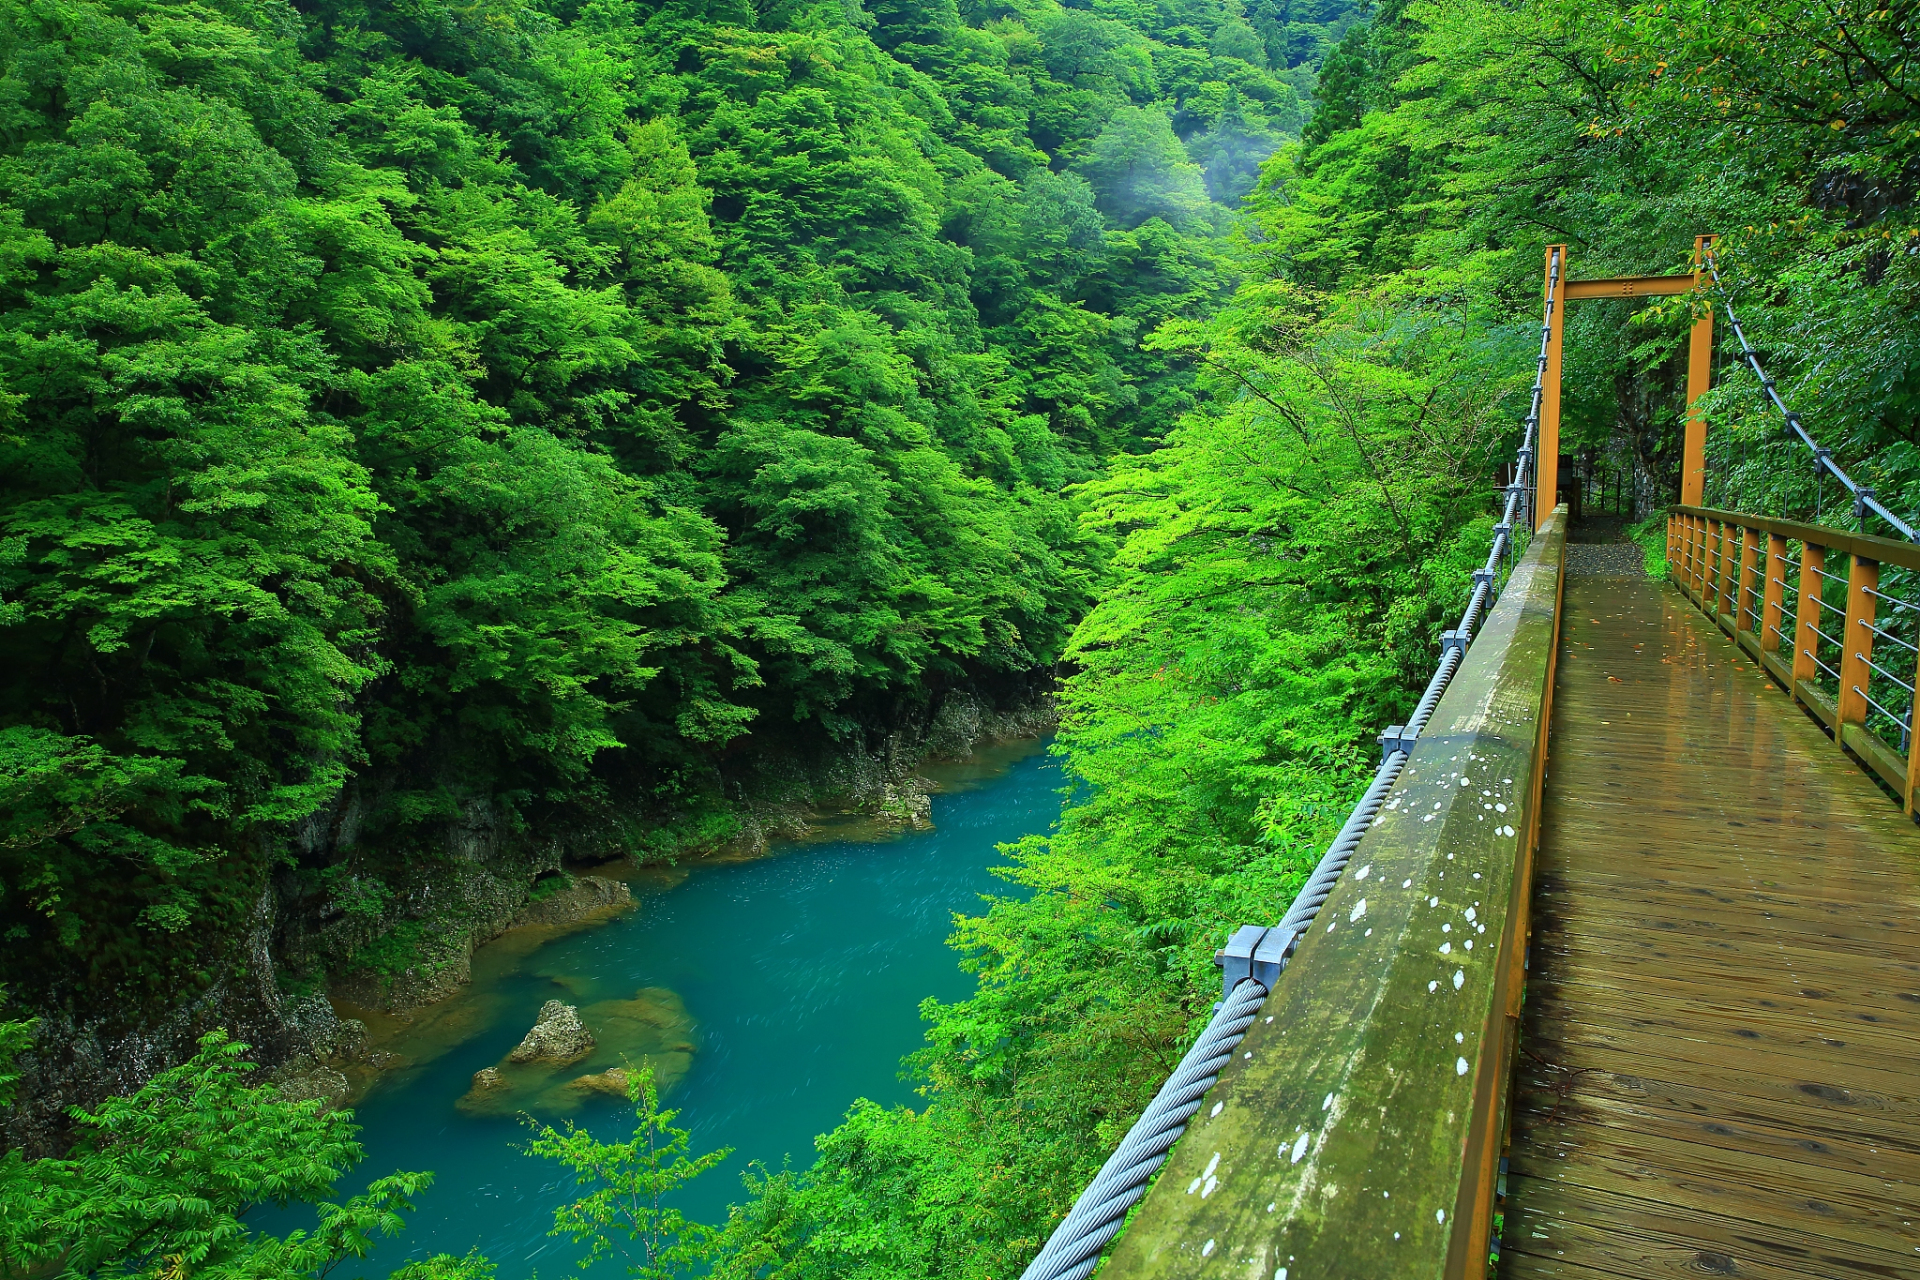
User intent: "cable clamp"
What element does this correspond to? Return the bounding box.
[1379,723,1417,761]
[1216,925,1291,996]
[1856,486,1873,521]
[1440,628,1469,654]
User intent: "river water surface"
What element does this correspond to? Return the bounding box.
[321,738,1060,1274]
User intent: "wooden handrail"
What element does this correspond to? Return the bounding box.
[1668,505,1920,816]
[1673,503,1920,572]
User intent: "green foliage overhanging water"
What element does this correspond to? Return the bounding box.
[5,0,1920,1274]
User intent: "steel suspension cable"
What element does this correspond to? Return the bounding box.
[1013,249,1565,1280]
[1705,257,1918,542]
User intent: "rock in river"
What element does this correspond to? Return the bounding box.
[508,1000,594,1065]
[565,1067,634,1098]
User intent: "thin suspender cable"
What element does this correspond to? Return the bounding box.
[1013,250,1565,1280]
[1705,257,1917,543]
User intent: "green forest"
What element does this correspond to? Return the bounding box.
[4,0,1918,1271]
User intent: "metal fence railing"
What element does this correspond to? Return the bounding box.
[1670,507,1920,811]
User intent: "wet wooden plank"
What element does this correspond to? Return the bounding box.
[1513,1036,1920,1149]
[1533,889,1918,945]
[1528,929,1920,992]
[1528,1021,1920,1118]
[1526,974,1920,1065]
[1504,1175,1919,1280]
[1508,1118,1920,1254]
[1527,941,1920,1028]
[1512,1082,1914,1181]
[1506,569,1920,1275]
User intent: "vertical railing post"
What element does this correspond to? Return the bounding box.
[1675,515,1688,595]
[1736,527,1758,638]
[1708,519,1725,619]
[1838,555,1880,752]
[1679,515,1693,598]
[1684,515,1698,600]
[1720,525,1741,622]
[1692,516,1707,599]
[1762,533,1788,655]
[1793,541,1826,704]
[1685,516,1699,604]
[1700,518,1715,611]
[1906,641,1920,815]
[1666,514,1677,571]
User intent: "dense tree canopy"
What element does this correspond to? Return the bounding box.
[0,0,1362,1016]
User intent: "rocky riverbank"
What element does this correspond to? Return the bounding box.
[2,684,1053,1157]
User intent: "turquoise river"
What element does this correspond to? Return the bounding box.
[313,738,1061,1274]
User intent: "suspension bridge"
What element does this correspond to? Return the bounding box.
[1019,243,1920,1279]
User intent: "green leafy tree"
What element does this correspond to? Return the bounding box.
[525,1067,732,1280]
[1077,107,1215,230]
[0,1030,438,1279]
[390,1250,500,1280]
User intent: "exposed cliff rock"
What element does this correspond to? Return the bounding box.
[511,876,632,929]
[876,780,934,829]
[714,680,1058,852]
[269,1063,350,1109]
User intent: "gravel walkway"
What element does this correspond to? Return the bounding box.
[1563,541,1646,578]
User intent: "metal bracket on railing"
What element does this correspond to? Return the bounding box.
[1856,486,1873,523]
[1378,724,1417,761]
[1472,568,1496,593]
[1440,629,1469,654]
[1215,924,1291,997]
[1815,446,1833,473]
[1216,925,1264,994]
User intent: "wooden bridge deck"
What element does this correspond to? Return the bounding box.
[1504,563,1920,1278]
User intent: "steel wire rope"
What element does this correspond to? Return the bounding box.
[1865,619,1920,652]
[1014,250,1565,1280]
[1858,651,1913,691]
[1854,683,1909,726]
[1806,649,1843,682]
